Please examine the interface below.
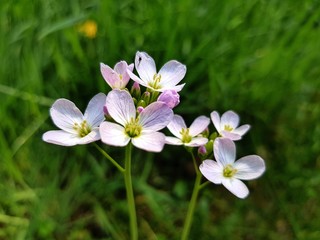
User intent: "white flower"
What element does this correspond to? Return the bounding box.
[127,51,186,92]
[211,110,250,141]
[165,114,210,147]
[100,61,134,89]
[99,89,173,152]
[42,93,106,146]
[199,138,265,199]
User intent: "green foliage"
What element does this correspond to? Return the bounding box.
[0,0,319,239]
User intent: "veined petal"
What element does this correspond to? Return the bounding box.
[167,114,186,138]
[77,128,101,144]
[50,99,83,134]
[139,102,173,131]
[214,138,236,166]
[158,60,186,87]
[132,132,165,152]
[220,131,242,141]
[135,51,157,84]
[106,90,136,126]
[234,155,266,180]
[210,111,221,133]
[114,61,132,87]
[84,93,106,127]
[189,116,210,136]
[185,137,208,147]
[199,160,223,184]
[161,83,186,92]
[100,121,130,147]
[127,71,147,87]
[221,110,240,129]
[165,136,183,145]
[42,130,80,146]
[100,63,120,88]
[221,178,249,199]
[233,124,251,135]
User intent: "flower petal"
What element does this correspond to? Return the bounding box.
[221,178,249,199]
[161,83,186,92]
[100,63,120,89]
[199,160,223,184]
[77,128,101,144]
[135,51,157,84]
[50,99,84,134]
[100,121,130,147]
[210,111,221,133]
[220,131,242,141]
[158,60,186,88]
[214,138,236,166]
[42,130,80,146]
[139,102,173,131]
[233,124,251,136]
[132,132,165,152]
[114,61,132,87]
[189,116,210,136]
[185,137,208,147]
[127,71,147,87]
[234,155,266,180]
[106,90,136,126]
[221,110,240,129]
[167,114,186,138]
[165,136,183,145]
[84,93,106,127]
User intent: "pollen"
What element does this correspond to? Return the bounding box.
[223,164,237,178]
[125,118,142,138]
[180,128,192,143]
[224,125,233,132]
[149,73,162,89]
[73,120,91,137]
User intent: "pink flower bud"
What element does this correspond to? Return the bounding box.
[157,90,180,109]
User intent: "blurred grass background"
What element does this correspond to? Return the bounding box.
[0,0,319,239]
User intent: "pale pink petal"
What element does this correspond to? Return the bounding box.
[106,90,136,126]
[167,115,186,138]
[127,71,147,87]
[221,178,249,199]
[161,83,186,92]
[84,93,106,127]
[214,138,236,166]
[100,121,130,147]
[50,99,83,134]
[221,111,240,129]
[132,132,165,152]
[220,131,242,141]
[210,111,221,133]
[135,51,157,84]
[189,116,210,136]
[139,102,173,131]
[234,155,266,180]
[233,124,251,136]
[158,60,186,87]
[77,128,101,144]
[114,61,132,87]
[100,63,120,88]
[185,137,208,147]
[199,160,223,184]
[42,130,80,146]
[165,136,183,145]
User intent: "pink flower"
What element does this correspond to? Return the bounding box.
[99,90,173,152]
[199,138,265,199]
[211,110,250,141]
[128,51,186,92]
[42,93,106,146]
[157,90,180,109]
[100,61,134,89]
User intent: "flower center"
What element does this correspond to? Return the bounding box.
[223,164,237,178]
[180,128,192,143]
[73,120,91,137]
[149,73,162,89]
[125,118,142,138]
[224,125,233,132]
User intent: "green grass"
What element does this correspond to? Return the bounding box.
[1,0,320,239]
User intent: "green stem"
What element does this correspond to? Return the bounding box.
[94,143,125,173]
[124,142,138,240]
[181,151,203,240]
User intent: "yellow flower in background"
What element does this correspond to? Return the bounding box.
[78,20,97,39]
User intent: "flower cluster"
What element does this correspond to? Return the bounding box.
[43,51,265,198]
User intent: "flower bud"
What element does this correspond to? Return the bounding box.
[157,90,180,109]
[130,82,141,99]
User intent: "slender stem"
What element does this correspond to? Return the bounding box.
[124,142,138,240]
[94,143,125,173]
[181,151,202,240]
